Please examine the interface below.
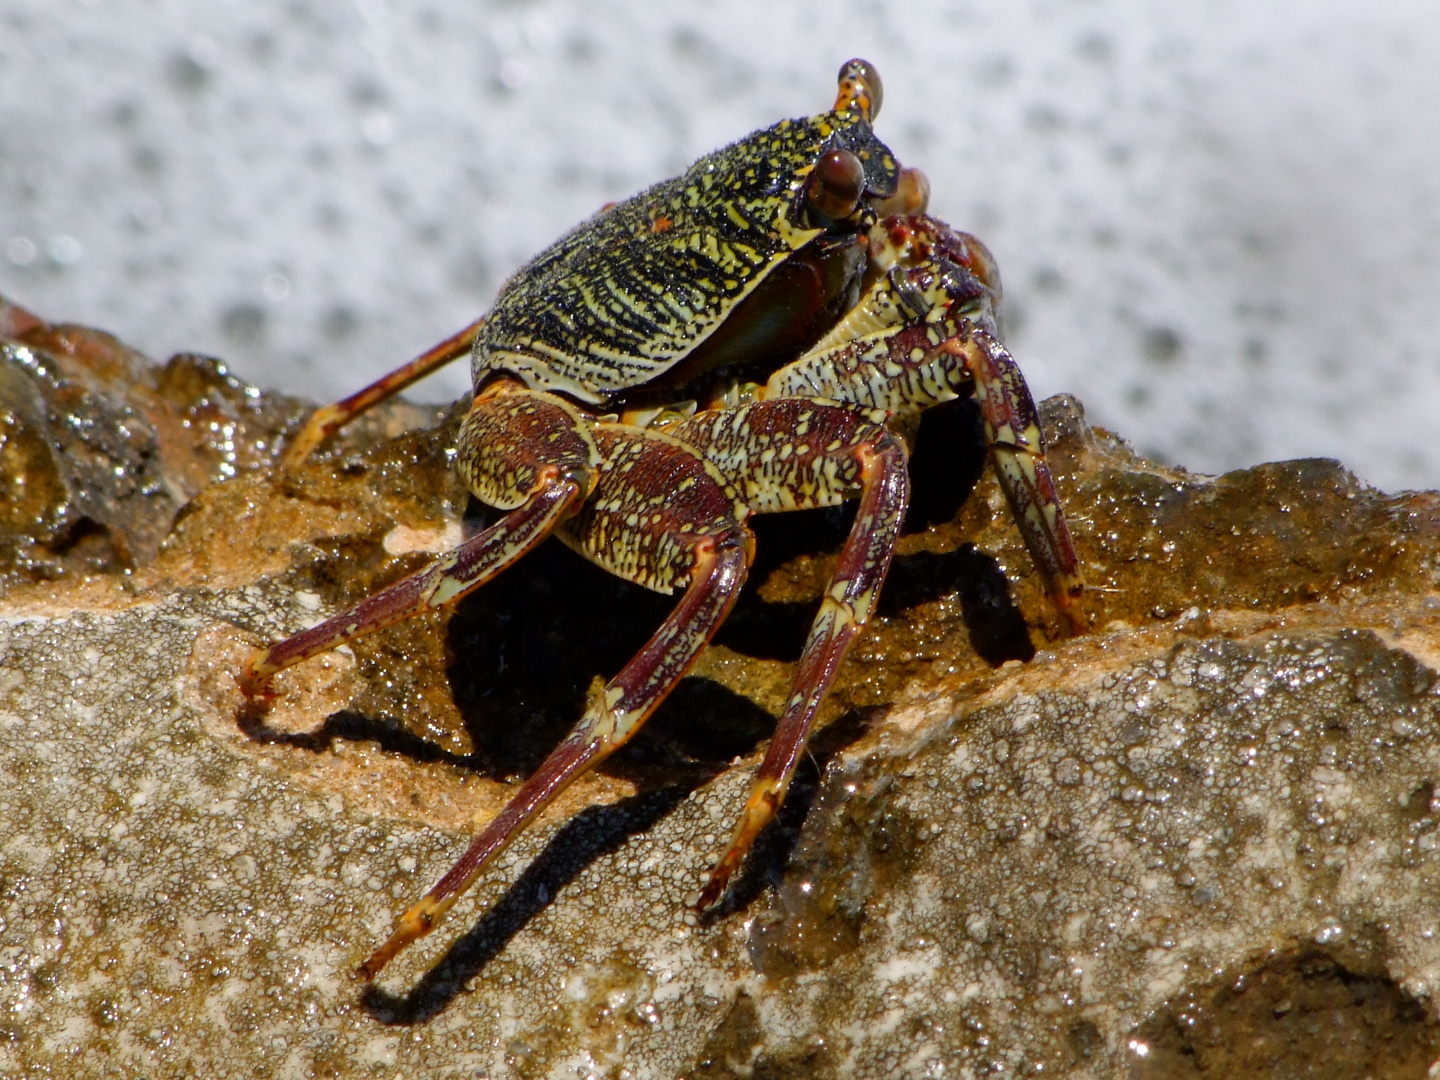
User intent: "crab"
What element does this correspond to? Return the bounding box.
[238,59,1084,981]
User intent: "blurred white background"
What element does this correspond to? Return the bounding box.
[2,0,1439,489]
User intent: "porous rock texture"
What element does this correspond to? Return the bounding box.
[3,299,1440,1078]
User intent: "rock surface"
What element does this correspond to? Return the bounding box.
[3,301,1440,1078]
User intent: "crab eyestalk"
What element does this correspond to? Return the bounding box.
[801,148,867,224]
[873,166,931,219]
[835,57,883,121]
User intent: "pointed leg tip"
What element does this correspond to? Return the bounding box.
[1046,577,1086,638]
[694,879,725,912]
[354,904,437,981]
[1053,600,1085,638]
[235,659,276,700]
[695,853,742,912]
[278,439,320,473]
[353,942,394,982]
[235,674,272,702]
[355,932,408,983]
[281,405,343,470]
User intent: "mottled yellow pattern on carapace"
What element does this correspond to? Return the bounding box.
[473,107,900,405]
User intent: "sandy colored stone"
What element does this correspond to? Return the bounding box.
[4,306,1440,1077]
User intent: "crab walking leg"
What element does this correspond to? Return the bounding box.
[238,484,575,695]
[242,383,601,695]
[359,535,748,979]
[699,443,907,906]
[670,400,910,909]
[360,427,753,979]
[769,310,1083,627]
[282,317,485,467]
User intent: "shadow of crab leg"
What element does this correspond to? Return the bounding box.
[360,428,753,980]
[243,383,600,695]
[671,400,910,909]
[282,317,486,467]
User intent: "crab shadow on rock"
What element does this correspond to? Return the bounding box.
[441,395,1027,776]
[242,395,1034,1004]
[358,778,702,1025]
[355,711,865,1024]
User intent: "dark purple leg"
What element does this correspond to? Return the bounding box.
[669,399,911,909]
[239,480,578,696]
[359,534,747,979]
[242,384,601,696]
[356,423,754,979]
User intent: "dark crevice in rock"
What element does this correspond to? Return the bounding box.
[1133,943,1440,1079]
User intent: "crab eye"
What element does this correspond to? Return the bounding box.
[873,166,931,219]
[835,58,883,121]
[803,149,866,223]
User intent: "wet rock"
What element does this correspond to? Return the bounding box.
[1133,945,1440,1078]
[0,294,443,587]
[745,602,1440,1076]
[3,309,1440,1078]
[0,294,306,582]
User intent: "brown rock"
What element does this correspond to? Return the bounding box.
[3,306,1440,1078]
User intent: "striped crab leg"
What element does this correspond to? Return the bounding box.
[281,317,485,467]
[243,381,596,693]
[671,399,910,909]
[359,424,755,979]
[959,326,1085,631]
[237,482,575,695]
[768,221,1084,630]
[360,533,748,979]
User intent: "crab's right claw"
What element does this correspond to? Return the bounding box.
[956,332,1085,634]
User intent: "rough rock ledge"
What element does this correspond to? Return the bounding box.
[3,299,1440,1078]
